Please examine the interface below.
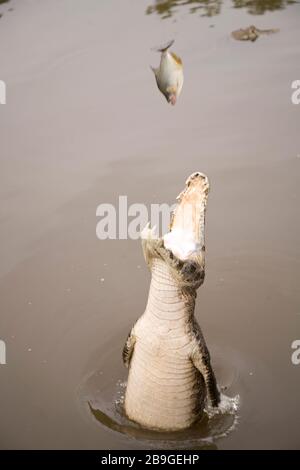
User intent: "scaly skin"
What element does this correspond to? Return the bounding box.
[123,173,220,431]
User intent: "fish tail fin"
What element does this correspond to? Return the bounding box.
[152,39,175,53]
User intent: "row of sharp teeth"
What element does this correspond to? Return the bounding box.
[141,172,209,241]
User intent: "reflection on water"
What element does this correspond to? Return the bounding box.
[78,343,241,450]
[146,0,297,18]
[88,400,219,450]
[86,382,238,450]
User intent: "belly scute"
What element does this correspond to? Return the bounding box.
[124,341,205,431]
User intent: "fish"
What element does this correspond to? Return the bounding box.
[151,39,184,105]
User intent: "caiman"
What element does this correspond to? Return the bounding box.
[122,172,220,431]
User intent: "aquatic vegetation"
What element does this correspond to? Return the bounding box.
[232,0,297,15]
[146,0,222,18]
[146,0,297,18]
[0,0,11,20]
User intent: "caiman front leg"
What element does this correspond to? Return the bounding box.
[122,328,136,368]
[191,322,220,407]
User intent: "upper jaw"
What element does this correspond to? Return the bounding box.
[163,172,210,263]
[140,172,210,266]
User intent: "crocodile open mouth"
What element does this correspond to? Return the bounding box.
[163,172,210,263]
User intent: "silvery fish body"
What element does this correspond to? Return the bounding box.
[152,40,184,105]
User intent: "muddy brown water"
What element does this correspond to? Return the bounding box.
[0,0,299,449]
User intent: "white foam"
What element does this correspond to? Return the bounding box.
[163,228,200,260]
[205,393,240,418]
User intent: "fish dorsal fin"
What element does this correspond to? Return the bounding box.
[150,65,158,77]
[171,52,182,65]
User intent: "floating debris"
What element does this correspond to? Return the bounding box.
[232,25,279,42]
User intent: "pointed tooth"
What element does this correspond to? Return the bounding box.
[140,222,150,239]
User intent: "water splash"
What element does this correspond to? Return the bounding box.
[206,392,240,418]
[83,377,240,449]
